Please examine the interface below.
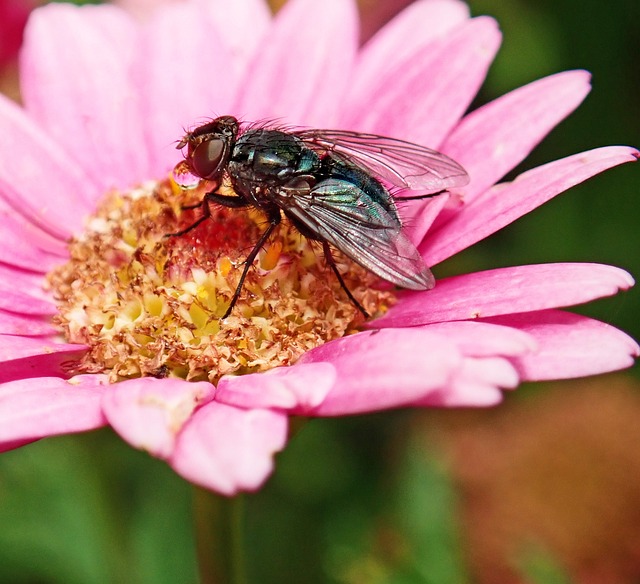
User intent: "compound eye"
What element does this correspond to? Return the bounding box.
[190,138,226,180]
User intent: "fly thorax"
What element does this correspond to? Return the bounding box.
[230,130,321,185]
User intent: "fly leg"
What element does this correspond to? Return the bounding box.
[222,207,282,319]
[322,241,369,318]
[166,191,250,237]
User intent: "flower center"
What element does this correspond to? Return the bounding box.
[47,178,395,383]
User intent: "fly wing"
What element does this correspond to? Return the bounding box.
[294,129,469,192]
[274,177,435,290]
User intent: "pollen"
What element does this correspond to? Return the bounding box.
[47,179,395,384]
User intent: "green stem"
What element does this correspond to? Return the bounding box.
[193,488,247,584]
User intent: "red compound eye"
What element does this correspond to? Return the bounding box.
[190,138,226,180]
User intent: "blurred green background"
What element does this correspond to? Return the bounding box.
[0,0,638,583]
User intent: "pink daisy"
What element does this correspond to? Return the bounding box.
[0,0,637,495]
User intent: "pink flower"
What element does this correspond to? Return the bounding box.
[0,0,637,495]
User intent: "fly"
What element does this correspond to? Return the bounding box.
[169,115,469,318]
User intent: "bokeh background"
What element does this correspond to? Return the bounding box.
[0,0,638,582]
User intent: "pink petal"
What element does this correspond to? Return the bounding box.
[347,0,469,110]
[0,217,63,272]
[0,94,98,238]
[0,260,53,296]
[0,284,56,315]
[114,0,176,21]
[215,362,336,410]
[0,336,87,383]
[0,374,108,448]
[0,438,37,454]
[20,3,150,191]
[415,320,537,357]
[138,2,237,177]
[440,70,592,207]
[234,0,358,126]
[374,263,634,328]
[386,321,534,407]
[196,0,271,79]
[423,146,639,265]
[402,192,450,247]
[169,402,288,495]
[0,262,62,332]
[0,310,56,336]
[0,196,69,259]
[0,0,34,67]
[102,377,215,459]
[345,17,500,147]
[297,327,462,415]
[411,356,517,407]
[485,310,639,380]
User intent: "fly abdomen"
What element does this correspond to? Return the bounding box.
[319,155,399,221]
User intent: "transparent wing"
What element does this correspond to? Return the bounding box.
[294,128,469,192]
[273,178,435,290]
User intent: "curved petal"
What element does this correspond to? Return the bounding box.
[0,94,99,238]
[298,327,462,416]
[102,376,215,459]
[0,310,56,336]
[20,3,151,191]
[416,320,537,357]
[196,0,271,79]
[374,263,634,328]
[411,356,518,407]
[114,0,177,21]
[0,264,61,333]
[234,0,359,126]
[169,401,288,495]
[440,70,592,206]
[422,146,639,265]
[0,285,56,315]
[138,2,236,177]
[0,336,87,383]
[0,217,64,271]
[485,310,640,380]
[402,192,450,247]
[0,196,69,260]
[0,257,56,295]
[0,374,108,448]
[345,16,501,147]
[215,362,336,410]
[347,0,469,110]
[0,438,38,454]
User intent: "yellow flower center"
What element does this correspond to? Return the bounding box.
[47,178,396,383]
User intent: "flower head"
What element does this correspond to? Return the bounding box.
[0,0,636,494]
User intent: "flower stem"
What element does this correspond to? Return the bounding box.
[193,487,247,584]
